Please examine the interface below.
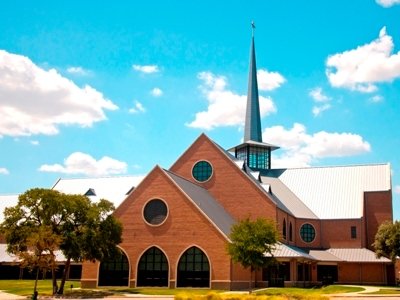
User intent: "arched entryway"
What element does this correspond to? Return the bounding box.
[137,247,169,287]
[177,246,210,288]
[98,249,129,286]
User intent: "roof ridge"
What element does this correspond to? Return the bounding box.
[279,162,390,171]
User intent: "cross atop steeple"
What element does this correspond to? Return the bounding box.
[244,22,262,143]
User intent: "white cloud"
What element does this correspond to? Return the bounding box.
[326,27,400,93]
[39,152,127,176]
[257,69,286,91]
[151,87,163,97]
[66,66,91,76]
[0,167,9,175]
[309,87,332,116]
[129,101,146,114]
[187,72,276,130]
[133,64,160,74]
[376,0,400,7]
[0,50,118,137]
[264,123,371,168]
[312,104,332,117]
[309,87,331,103]
[369,95,384,103]
[395,185,400,194]
[30,140,40,146]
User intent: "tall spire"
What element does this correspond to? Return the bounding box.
[244,21,262,142]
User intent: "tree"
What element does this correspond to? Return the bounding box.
[0,188,123,296]
[373,220,400,262]
[227,217,279,290]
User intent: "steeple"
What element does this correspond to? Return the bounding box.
[228,22,279,171]
[244,23,262,142]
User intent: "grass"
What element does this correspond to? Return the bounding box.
[3,281,398,299]
[0,279,80,296]
[364,288,400,294]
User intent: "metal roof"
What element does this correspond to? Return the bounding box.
[269,243,315,260]
[244,35,262,143]
[261,164,391,219]
[309,250,344,262]
[260,177,317,219]
[327,248,391,263]
[0,194,19,223]
[52,175,144,209]
[165,170,236,239]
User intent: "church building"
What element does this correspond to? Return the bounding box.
[80,30,394,289]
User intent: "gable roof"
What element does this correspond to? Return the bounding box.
[52,175,144,209]
[164,169,236,239]
[260,164,391,219]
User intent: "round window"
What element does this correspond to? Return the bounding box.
[143,199,168,225]
[300,223,316,243]
[192,161,213,182]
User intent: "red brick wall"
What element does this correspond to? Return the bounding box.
[103,166,232,288]
[294,219,321,248]
[320,219,363,248]
[364,190,392,250]
[170,134,277,221]
[338,262,387,284]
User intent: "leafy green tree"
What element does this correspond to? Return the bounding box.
[227,217,279,290]
[0,188,123,296]
[373,220,400,262]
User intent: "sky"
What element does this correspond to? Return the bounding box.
[1,0,400,218]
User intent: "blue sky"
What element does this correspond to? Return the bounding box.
[1,0,400,218]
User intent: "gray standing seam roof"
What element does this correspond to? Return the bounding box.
[164,170,236,239]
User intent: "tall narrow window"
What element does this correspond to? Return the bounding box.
[282,219,287,240]
[289,222,293,242]
[351,226,357,239]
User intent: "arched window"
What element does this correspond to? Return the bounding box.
[289,222,293,242]
[177,247,210,288]
[282,219,287,240]
[98,249,129,286]
[137,247,169,287]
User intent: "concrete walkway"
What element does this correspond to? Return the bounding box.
[0,290,26,299]
[329,285,400,298]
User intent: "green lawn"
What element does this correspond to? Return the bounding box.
[0,279,80,296]
[0,280,380,300]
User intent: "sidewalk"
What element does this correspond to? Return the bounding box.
[0,290,26,300]
[329,285,400,298]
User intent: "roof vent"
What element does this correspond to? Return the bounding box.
[84,188,96,196]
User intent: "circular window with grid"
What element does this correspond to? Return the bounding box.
[300,223,316,243]
[192,161,213,182]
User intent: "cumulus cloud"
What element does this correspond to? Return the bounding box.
[151,87,163,97]
[309,87,332,116]
[0,167,9,175]
[187,71,276,130]
[376,0,400,7]
[326,27,400,92]
[257,69,286,91]
[309,87,330,102]
[129,101,146,114]
[369,95,384,103]
[264,123,371,168]
[0,50,117,137]
[133,64,160,74]
[39,152,127,176]
[312,104,332,117]
[66,66,92,76]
